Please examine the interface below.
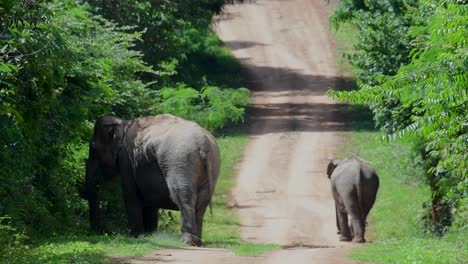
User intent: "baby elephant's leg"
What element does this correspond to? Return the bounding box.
[346,201,365,243]
[336,202,352,241]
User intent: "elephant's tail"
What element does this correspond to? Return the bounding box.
[197,131,220,216]
[203,149,214,216]
[206,156,213,216]
[357,169,365,222]
[200,140,219,216]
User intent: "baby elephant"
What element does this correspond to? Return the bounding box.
[327,157,379,243]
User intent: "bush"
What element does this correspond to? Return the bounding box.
[160,84,249,131]
[0,216,28,257]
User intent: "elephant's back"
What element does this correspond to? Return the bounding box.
[133,114,199,142]
[331,158,361,181]
[331,158,378,187]
[134,114,186,132]
[133,114,217,161]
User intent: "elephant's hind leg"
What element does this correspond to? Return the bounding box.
[194,183,211,245]
[165,169,199,246]
[121,168,145,237]
[180,204,199,246]
[345,200,366,243]
[361,190,377,224]
[336,207,352,241]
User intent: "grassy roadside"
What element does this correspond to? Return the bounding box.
[332,16,467,264]
[341,126,467,264]
[2,233,184,264]
[331,21,358,77]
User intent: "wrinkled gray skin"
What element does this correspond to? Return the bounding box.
[80,114,220,246]
[327,157,379,243]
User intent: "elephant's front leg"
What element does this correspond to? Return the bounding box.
[123,196,144,237]
[122,171,144,237]
[143,207,159,234]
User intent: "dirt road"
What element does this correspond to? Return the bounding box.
[117,0,361,263]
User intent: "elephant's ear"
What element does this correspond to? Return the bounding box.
[103,123,119,141]
[327,159,341,178]
[93,116,125,168]
[96,116,123,141]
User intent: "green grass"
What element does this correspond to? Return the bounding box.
[341,121,467,264]
[351,233,468,264]
[231,243,282,256]
[331,21,358,76]
[1,233,184,264]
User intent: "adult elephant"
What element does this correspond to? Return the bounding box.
[326,157,379,243]
[80,114,220,246]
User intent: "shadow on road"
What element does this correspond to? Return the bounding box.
[223,40,268,51]
[232,63,374,134]
[240,62,356,94]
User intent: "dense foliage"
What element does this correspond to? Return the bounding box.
[329,0,467,233]
[330,0,419,86]
[0,0,248,255]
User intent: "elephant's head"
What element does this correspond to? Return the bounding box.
[80,115,125,231]
[327,159,341,179]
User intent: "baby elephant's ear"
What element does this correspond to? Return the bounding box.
[327,159,341,178]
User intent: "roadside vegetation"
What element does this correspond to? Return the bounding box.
[330,0,467,263]
[0,0,253,262]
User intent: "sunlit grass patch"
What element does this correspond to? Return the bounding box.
[2,233,183,264]
[350,232,468,264]
[231,243,282,256]
[331,21,358,75]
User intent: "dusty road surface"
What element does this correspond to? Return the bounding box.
[114,0,363,263]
